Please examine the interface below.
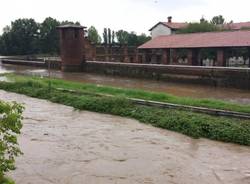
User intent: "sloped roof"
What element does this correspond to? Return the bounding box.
[57,24,86,29]
[149,22,188,31]
[139,30,250,49]
[149,21,250,32]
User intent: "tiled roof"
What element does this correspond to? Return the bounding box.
[162,22,188,29]
[149,22,188,31]
[149,21,250,32]
[139,30,250,49]
[57,24,86,29]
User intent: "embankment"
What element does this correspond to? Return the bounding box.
[1,58,250,89]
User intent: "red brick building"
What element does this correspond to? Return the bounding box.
[57,24,87,72]
[138,30,250,67]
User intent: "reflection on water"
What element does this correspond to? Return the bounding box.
[0,63,250,104]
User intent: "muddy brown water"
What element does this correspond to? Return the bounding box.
[1,63,250,105]
[0,90,249,184]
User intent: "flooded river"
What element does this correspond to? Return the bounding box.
[1,63,250,104]
[1,90,249,184]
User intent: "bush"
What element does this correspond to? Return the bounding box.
[0,101,23,183]
[177,22,219,34]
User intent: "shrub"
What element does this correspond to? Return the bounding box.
[0,101,23,183]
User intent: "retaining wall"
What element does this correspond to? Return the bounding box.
[1,59,250,89]
[83,61,250,89]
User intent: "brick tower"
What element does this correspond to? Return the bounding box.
[57,25,86,72]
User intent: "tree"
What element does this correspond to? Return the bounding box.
[177,22,219,34]
[116,30,129,45]
[87,26,101,44]
[0,34,9,55]
[0,18,39,55]
[60,20,80,26]
[127,32,137,46]
[200,16,208,23]
[115,30,150,46]
[2,26,10,33]
[112,31,115,44]
[39,17,60,54]
[103,28,108,45]
[0,101,23,182]
[0,18,84,55]
[137,33,151,46]
[211,15,225,25]
[108,28,112,45]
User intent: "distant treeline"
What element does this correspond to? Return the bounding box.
[88,26,151,46]
[0,17,151,56]
[0,18,80,56]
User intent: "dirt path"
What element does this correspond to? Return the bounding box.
[0,90,249,184]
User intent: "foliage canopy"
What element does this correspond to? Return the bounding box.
[0,101,23,183]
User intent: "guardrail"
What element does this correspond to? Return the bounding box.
[57,88,250,120]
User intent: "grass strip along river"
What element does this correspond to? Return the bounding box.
[0,73,250,146]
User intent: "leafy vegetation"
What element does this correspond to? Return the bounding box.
[88,26,102,44]
[0,177,15,184]
[115,30,151,46]
[0,18,150,55]
[0,18,80,56]
[0,76,249,146]
[39,17,60,54]
[4,74,250,114]
[177,22,219,34]
[0,100,23,184]
[101,28,151,46]
[211,15,226,25]
[177,15,231,34]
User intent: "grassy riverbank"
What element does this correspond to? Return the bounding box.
[0,74,250,146]
[3,73,250,113]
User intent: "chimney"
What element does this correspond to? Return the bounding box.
[168,16,172,23]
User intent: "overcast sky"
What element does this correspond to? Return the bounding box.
[1,0,250,35]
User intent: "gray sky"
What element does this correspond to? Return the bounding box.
[1,0,250,35]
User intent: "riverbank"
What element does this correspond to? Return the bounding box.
[1,91,250,184]
[1,59,250,89]
[1,62,250,104]
[4,73,250,113]
[0,74,250,146]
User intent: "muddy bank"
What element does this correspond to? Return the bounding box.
[1,63,250,104]
[0,90,249,184]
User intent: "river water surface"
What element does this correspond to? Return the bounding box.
[0,90,249,184]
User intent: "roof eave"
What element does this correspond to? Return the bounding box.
[149,22,173,31]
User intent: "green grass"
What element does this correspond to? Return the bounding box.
[4,73,250,114]
[0,78,249,146]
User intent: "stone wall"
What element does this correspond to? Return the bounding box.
[84,39,137,63]
[2,58,250,89]
[83,61,250,89]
